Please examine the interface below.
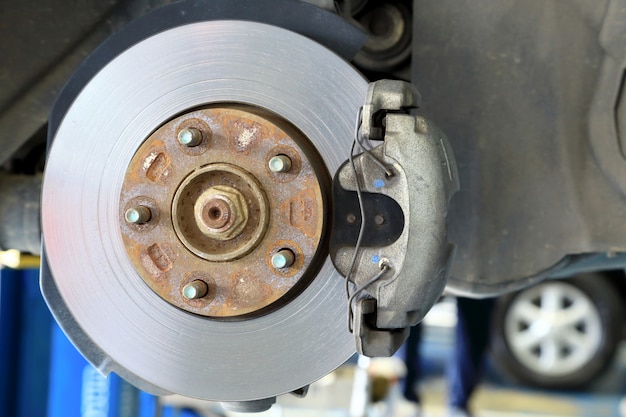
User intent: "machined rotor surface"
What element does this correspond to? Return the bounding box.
[42,21,367,401]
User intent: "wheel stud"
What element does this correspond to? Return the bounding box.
[271,249,295,269]
[182,280,209,300]
[125,205,151,224]
[268,155,292,173]
[177,127,203,147]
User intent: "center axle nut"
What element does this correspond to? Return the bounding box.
[195,185,248,240]
[172,162,270,263]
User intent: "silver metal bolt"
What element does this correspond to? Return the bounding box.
[378,258,391,270]
[271,249,295,269]
[125,205,151,224]
[268,155,292,173]
[177,128,203,147]
[182,280,209,300]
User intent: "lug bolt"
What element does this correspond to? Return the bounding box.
[182,280,209,300]
[271,249,295,269]
[268,155,292,173]
[177,127,203,147]
[125,205,151,224]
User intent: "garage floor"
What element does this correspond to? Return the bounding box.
[413,327,626,417]
[166,307,626,417]
[254,345,626,417]
[418,367,626,417]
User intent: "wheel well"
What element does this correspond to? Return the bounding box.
[601,269,626,301]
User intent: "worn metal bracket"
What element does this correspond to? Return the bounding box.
[330,80,459,357]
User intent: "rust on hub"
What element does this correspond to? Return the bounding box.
[119,105,328,318]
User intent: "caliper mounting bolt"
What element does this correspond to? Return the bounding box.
[182,280,209,300]
[271,248,296,269]
[124,205,152,224]
[177,127,203,147]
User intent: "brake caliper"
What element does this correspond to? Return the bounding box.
[330,80,459,357]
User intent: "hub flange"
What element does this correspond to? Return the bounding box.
[119,106,329,318]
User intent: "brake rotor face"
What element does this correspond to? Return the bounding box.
[120,105,328,318]
[42,21,367,401]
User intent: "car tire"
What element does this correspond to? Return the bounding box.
[490,274,623,390]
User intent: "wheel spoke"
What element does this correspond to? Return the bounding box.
[560,327,586,348]
[541,285,562,313]
[539,338,560,369]
[511,329,542,349]
[562,300,591,325]
[514,300,541,322]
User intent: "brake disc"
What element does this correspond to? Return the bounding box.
[42,20,366,403]
[41,0,461,410]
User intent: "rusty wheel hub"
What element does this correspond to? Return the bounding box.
[120,105,328,318]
